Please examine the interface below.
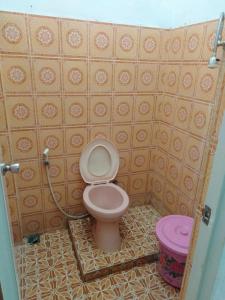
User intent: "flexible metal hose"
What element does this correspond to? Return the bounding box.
[45,161,89,220]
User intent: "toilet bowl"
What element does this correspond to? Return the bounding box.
[79,138,129,252]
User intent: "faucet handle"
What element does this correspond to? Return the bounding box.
[0,163,20,176]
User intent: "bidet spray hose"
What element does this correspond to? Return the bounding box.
[43,148,88,220]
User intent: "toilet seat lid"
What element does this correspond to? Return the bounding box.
[79,138,119,184]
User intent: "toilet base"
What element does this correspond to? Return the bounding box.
[92,219,121,252]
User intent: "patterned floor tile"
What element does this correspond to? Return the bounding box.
[16,210,179,300]
[69,205,161,280]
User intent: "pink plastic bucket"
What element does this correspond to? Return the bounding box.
[156,215,194,288]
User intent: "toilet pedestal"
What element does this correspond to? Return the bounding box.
[93,220,121,252]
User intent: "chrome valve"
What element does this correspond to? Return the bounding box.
[0,163,20,176]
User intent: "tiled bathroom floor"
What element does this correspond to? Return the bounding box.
[69,205,160,281]
[15,227,179,299]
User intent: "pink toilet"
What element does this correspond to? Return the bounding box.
[79,138,129,252]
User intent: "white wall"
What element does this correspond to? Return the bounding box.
[0,0,224,28]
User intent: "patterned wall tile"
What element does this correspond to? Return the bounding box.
[61,19,88,57]
[0,12,29,53]
[139,28,160,60]
[114,63,136,92]
[118,151,131,174]
[155,94,175,124]
[195,65,218,102]
[66,156,83,181]
[32,58,61,93]
[4,173,15,196]
[178,65,198,97]
[113,95,133,123]
[5,96,36,128]
[67,181,85,206]
[134,95,154,122]
[174,98,192,131]
[169,129,186,160]
[131,148,150,172]
[63,60,88,93]
[189,102,212,137]
[0,135,11,161]
[39,128,64,156]
[184,135,205,171]
[116,175,129,192]
[1,56,32,93]
[163,182,178,214]
[158,64,180,94]
[183,24,205,60]
[151,148,168,177]
[89,61,113,92]
[166,156,182,187]
[0,101,7,131]
[129,173,147,194]
[43,184,66,211]
[11,130,38,159]
[65,127,88,154]
[36,95,62,126]
[44,210,65,231]
[8,196,19,222]
[159,30,171,60]
[17,160,41,188]
[155,124,171,152]
[176,191,194,216]
[112,125,132,150]
[202,21,218,60]
[28,15,60,55]
[21,213,44,236]
[132,123,152,148]
[12,223,21,243]
[169,28,185,60]
[137,63,158,92]
[115,25,138,59]
[42,157,65,184]
[181,166,199,199]
[89,23,114,58]
[90,95,112,124]
[19,188,43,214]
[64,96,88,125]
[90,126,111,141]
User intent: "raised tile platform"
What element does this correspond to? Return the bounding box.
[69,205,161,281]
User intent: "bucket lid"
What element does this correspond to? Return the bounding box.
[79,138,119,184]
[156,215,194,256]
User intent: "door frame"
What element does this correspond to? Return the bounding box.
[184,112,225,300]
[0,171,20,300]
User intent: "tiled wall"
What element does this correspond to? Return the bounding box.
[0,11,222,242]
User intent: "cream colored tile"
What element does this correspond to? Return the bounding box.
[131,148,150,172]
[89,61,113,93]
[132,123,152,148]
[139,28,160,60]
[134,95,154,122]
[115,25,138,59]
[114,63,136,92]
[0,12,28,53]
[64,96,88,125]
[113,95,133,123]
[32,58,61,93]
[89,23,114,58]
[65,127,88,154]
[136,63,158,92]
[63,60,88,93]
[19,188,43,214]
[112,125,131,150]
[5,96,35,128]
[36,96,62,126]
[61,19,88,57]
[29,15,60,55]
[1,56,32,93]
[90,95,112,124]
[11,130,38,159]
[39,129,64,156]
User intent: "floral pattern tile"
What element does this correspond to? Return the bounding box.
[16,226,179,300]
[68,205,161,280]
